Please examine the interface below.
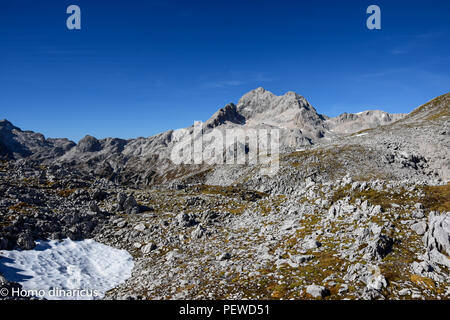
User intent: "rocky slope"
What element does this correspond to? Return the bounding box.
[0,90,449,300]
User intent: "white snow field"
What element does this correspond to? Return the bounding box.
[0,239,134,300]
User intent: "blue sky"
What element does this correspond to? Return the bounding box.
[1,0,449,142]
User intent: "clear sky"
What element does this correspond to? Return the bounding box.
[1,0,449,142]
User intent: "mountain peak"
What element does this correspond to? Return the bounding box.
[236,87,313,119]
[0,119,19,132]
[0,119,13,126]
[77,135,102,152]
[240,87,272,98]
[250,87,266,94]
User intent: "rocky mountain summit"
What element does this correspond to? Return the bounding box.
[0,89,449,300]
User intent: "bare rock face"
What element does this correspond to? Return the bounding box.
[353,226,394,261]
[0,119,32,158]
[17,232,35,250]
[205,103,245,129]
[236,87,327,141]
[423,211,450,268]
[326,110,405,134]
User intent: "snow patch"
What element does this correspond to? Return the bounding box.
[0,239,134,300]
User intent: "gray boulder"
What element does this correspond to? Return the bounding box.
[302,238,322,250]
[412,209,425,219]
[134,223,146,232]
[116,193,141,214]
[176,212,197,228]
[218,252,232,261]
[411,221,427,235]
[141,243,157,254]
[306,284,329,298]
[17,233,35,250]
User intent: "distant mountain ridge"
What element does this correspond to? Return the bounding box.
[0,119,75,160]
[1,88,431,185]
